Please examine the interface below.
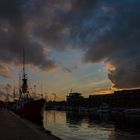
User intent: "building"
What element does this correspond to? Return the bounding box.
[89,89,140,108]
[67,92,84,111]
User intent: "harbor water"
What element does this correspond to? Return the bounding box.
[43,111,140,140]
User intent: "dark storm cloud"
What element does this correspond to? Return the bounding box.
[0,0,140,89]
[84,0,140,88]
[0,0,22,27]
[25,0,98,49]
[0,0,56,76]
[0,0,97,75]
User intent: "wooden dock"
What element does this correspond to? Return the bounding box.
[0,109,61,140]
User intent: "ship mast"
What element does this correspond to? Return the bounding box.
[21,49,28,94]
[19,48,30,102]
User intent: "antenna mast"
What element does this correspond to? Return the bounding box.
[21,48,28,94]
[23,48,26,79]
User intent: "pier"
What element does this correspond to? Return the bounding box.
[0,109,61,140]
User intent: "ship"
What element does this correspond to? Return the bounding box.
[15,51,45,124]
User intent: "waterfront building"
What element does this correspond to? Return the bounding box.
[89,89,140,108]
[66,92,84,111]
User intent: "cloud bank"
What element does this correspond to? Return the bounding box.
[0,0,140,89]
[0,0,56,72]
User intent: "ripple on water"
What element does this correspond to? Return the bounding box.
[43,111,140,140]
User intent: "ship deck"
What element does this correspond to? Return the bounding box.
[0,109,61,140]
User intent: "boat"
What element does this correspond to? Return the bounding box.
[14,51,45,124]
[124,108,140,122]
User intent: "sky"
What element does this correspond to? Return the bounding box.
[0,0,140,100]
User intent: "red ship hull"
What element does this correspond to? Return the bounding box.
[16,99,45,124]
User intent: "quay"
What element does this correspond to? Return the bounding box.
[0,109,61,140]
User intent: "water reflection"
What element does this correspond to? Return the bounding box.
[66,112,84,126]
[43,111,140,140]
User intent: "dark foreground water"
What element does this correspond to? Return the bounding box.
[43,111,140,140]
